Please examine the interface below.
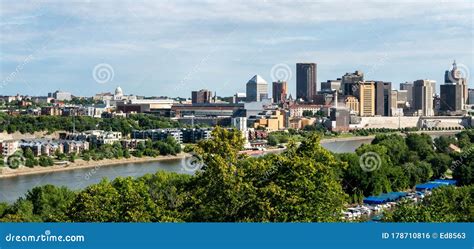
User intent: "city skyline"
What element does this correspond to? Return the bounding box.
[1,1,473,98]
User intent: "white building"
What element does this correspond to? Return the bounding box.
[1,140,19,157]
[50,90,72,101]
[246,75,268,102]
[413,79,435,116]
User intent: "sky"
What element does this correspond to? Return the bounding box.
[0,0,473,98]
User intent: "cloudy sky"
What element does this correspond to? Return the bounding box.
[1,0,473,98]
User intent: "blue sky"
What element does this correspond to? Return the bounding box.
[1,0,473,98]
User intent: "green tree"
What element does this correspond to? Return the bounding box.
[25,185,76,221]
[384,185,473,222]
[428,153,451,179]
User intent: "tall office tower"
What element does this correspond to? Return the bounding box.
[413,79,435,116]
[272,80,287,104]
[397,90,408,109]
[296,63,317,102]
[374,81,392,116]
[469,89,474,105]
[356,82,375,117]
[400,82,414,106]
[246,75,268,102]
[341,70,364,96]
[390,90,398,114]
[191,89,212,104]
[440,83,463,113]
[445,60,468,106]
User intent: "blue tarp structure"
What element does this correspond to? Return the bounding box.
[363,192,408,205]
[415,179,457,192]
[431,179,457,185]
[364,180,457,204]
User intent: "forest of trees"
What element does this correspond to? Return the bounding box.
[0,113,182,135]
[0,128,472,222]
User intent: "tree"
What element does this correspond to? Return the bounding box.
[384,185,473,222]
[372,134,408,165]
[68,178,160,222]
[428,153,451,179]
[68,154,75,163]
[452,149,474,185]
[123,149,131,159]
[25,185,76,221]
[267,135,278,146]
[67,179,122,222]
[405,133,435,160]
[23,148,34,159]
[188,131,346,222]
[434,136,457,153]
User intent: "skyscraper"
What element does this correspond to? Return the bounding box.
[400,82,413,106]
[321,79,342,93]
[469,89,474,105]
[355,82,375,117]
[246,75,268,102]
[413,79,435,116]
[296,63,317,102]
[444,60,468,106]
[440,83,463,113]
[374,81,392,116]
[272,80,287,104]
[191,89,212,104]
[341,70,364,96]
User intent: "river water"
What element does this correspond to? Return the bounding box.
[0,138,373,203]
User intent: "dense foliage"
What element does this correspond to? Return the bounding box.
[0,113,181,135]
[0,129,473,222]
[384,185,473,222]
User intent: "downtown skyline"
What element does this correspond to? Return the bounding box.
[1,0,473,97]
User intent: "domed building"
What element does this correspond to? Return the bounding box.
[114,86,124,100]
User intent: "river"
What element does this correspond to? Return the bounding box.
[0,138,374,203]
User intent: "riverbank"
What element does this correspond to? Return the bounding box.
[0,153,190,179]
[320,135,375,144]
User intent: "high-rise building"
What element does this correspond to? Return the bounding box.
[296,63,317,101]
[396,90,408,108]
[246,75,268,102]
[390,90,398,116]
[321,79,342,93]
[400,82,413,106]
[469,89,474,105]
[272,80,287,104]
[191,89,212,104]
[445,60,468,105]
[413,79,435,116]
[356,82,375,117]
[440,83,463,113]
[341,70,364,96]
[374,81,392,116]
